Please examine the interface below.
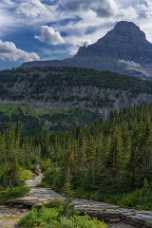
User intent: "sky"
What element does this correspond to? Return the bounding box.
[0,0,152,69]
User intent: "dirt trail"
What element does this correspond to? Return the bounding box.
[0,173,139,228]
[0,206,27,228]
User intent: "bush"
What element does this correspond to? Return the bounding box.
[96,184,152,211]
[42,165,64,190]
[118,187,152,210]
[18,169,33,182]
[0,186,30,204]
[19,206,107,228]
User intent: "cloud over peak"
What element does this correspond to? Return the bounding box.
[35,26,65,45]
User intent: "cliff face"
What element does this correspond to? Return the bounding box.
[76,21,152,63]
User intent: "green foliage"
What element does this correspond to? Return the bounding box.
[118,185,152,210]
[2,104,152,210]
[92,178,152,210]
[19,205,107,228]
[18,169,33,182]
[0,125,40,188]
[98,186,152,211]
[0,186,29,204]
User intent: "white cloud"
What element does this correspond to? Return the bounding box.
[60,0,118,16]
[35,26,65,45]
[15,0,57,25]
[1,0,152,42]
[0,40,40,62]
[118,59,150,77]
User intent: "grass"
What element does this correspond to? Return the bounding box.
[19,202,107,228]
[0,186,30,204]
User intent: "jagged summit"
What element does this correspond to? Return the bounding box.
[114,21,145,37]
[106,21,146,44]
[76,21,149,63]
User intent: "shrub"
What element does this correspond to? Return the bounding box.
[18,169,33,182]
[19,206,107,228]
[118,187,152,210]
[0,186,30,204]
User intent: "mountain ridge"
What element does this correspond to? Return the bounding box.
[22,21,152,78]
[76,21,152,62]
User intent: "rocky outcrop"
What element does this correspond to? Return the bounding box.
[76,21,152,64]
[73,199,152,227]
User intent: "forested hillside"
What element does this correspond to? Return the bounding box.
[1,105,152,210]
[41,105,152,194]
[1,67,152,119]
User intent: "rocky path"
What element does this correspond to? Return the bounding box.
[0,173,151,227]
[0,206,27,228]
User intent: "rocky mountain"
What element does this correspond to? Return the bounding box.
[77,21,152,63]
[23,21,152,78]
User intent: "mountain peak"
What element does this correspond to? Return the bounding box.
[115,21,141,31]
[23,21,152,78]
[112,21,146,40]
[76,21,149,63]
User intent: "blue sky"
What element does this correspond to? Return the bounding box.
[0,0,152,69]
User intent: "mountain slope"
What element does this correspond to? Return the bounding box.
[23,21,152,78]
[1,67,152,119]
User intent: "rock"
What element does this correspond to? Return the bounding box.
[72,199,152,227]
[25,173,43,187]
[9,187,64,207]
[0,206,27,228]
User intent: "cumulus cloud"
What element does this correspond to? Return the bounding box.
[60,0,118,16]
[1,0,152,63]
[14,0,60,27]
[35,26,65,45]
[119,60,142,69]
[0,40,40,62]
[118,59,150,77]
